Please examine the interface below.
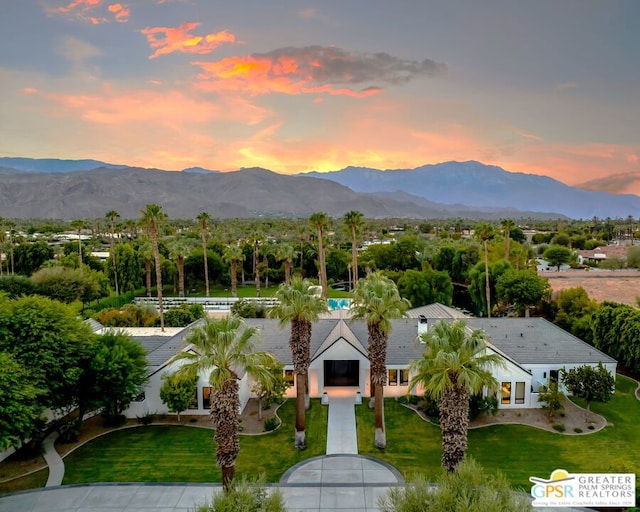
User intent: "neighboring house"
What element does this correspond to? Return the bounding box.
[122,304,617,417]
[577,245,628,265]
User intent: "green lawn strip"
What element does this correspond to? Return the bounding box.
[0,469,48,495]
[62,400,327,485]
[356,376,640,492]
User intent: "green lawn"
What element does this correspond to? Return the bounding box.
[358,376,640,491]
[0,469,48,495]
[159,284,351,299]
[62,399,327,484]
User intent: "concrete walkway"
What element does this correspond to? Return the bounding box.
[325,393,358,454]
[42,432,64,487]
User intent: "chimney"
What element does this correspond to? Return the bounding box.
[418,315,429,335]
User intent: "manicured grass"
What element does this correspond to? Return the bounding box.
[0,469,48,495]
[62,399,327,484]
[357,376,640,491]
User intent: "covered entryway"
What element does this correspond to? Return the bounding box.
[324,360,359,387]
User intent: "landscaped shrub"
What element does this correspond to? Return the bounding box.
[83,291,135,317]
[263,417,278,432]
[193,476,285,512]
[162,303,205,327]
[552,423,566,432]
[469,394,499,420]
[418,396,440,421]
[95,303,158,327]
[137,411,155,425]
[231,299,266,318]
[574,427,583,433]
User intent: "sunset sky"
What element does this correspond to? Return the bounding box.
[1,0,639,185]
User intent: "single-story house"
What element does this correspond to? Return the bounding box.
[122,304,616,417]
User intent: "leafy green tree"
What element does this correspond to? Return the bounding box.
[171,316,277,492]
[0,352,44,450]
[379,457,532,512]
[138,240,155,297]
[196,212,212,297]
[537,378,564,419]
[410,320,502,472]
[0,275,37,297]
[13,241,54,275]
[105,210,121,295]
[251,360,288,420]
[163,303,205,327]
[552,287,597,344]
[397,269,452,307]
[0,295,92,411]
[160,372,198,422]
[91,330,148,425]
[501,219,516,261]
[561,363,615,422]
[168,236,197,298]
[495,268,551,316]
[70,219,86,275]
[592,301,640,372]
[468,260,512,316]
[543,245,573,270]
[351,272,409,449]
[627,246,640,268]
[31,266,105,304]
[267,276,327,449]
[108,243,143,293]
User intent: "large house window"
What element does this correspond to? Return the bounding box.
[284,370,294,387]
[202,386,212,410]
[400,369,410,386]
[515,382,525,404]
[501,382,512,404]
[388,369,398,386]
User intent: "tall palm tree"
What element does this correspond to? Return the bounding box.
[196,212,212,296]
[106,210,120,295]
[140,204,167,331]
[171,316,276,491]
[410,320,503,472]
[267,276,328,449]
[70,219,85,275]
[248,232,263,297]
[343,211,364,290]
[260,241,272,289]
[501,218,515,262]
[275,243,297,285]
[309,212,329,299]
[138,240,154,297]
[475,222,494,317]
[168,237,197,298]
[223,244,244,297]
[350,272,409,449]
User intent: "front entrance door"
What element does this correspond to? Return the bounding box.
[324,360,359,387]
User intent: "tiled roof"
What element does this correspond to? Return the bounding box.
[465,318,616,365]
[406,303,470,319]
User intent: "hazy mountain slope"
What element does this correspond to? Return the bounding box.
[302,161,640,219]
[0,166,564,220]
[0,157,128,173]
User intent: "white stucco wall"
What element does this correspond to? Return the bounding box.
[309,340,369,395]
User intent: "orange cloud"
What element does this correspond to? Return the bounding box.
[47,0,129,23]
[193,46,444,98]
[140,22,236,59]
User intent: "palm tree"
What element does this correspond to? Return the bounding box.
[106,210,120,295]
[343,210,364,291]
[350,272,409,449]
[168,237,197,297]
[248,232,263,297]
[260,242,272,289]
[501,219,516,262]
[275,243,297,285]
[70,219,85,275]
[223,244,244,297]
[196,212,212,296]
[140,204,167,331]
[309,212,329,299]
[267,276,328,449]
[410,320,503,472]
[171,316,277,491]
[138,240,154,297]
[475,222,494,317]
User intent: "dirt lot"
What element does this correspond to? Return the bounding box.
[541,269,640,306]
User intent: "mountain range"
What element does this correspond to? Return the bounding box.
[0,157,638,220]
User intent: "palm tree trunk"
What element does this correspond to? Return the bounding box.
[150,232,164,331]
[211,378,240,492]
[231,260,238,297]
[439,385,470,472]
[145,260,152,297]
[263,254,269,289]
[294,372,306,449]
[178,256,185,298]
[318,231,327,300]
[285,260,292,284]
[374,382,385,448]
[351,226,358,290]
[202,234,210,297]
[483,240,491,318]
[110,223,119,296]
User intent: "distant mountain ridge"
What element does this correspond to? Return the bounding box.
[0,162,563,220]
[1,157,638,219]
[300,161,640,219]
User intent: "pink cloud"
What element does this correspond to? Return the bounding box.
[46,0,129,23]
[140,22,236,59]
